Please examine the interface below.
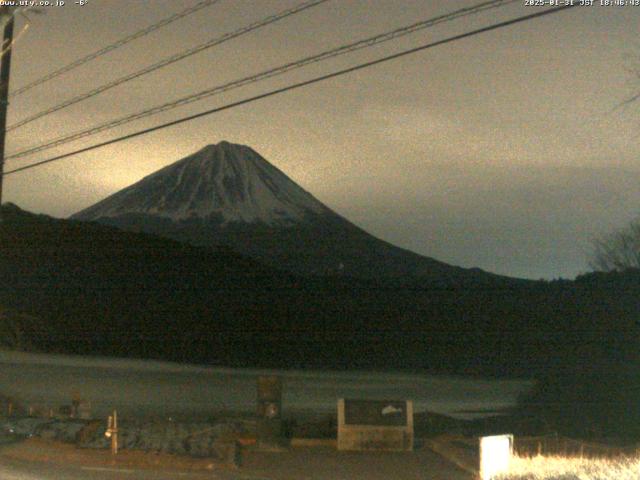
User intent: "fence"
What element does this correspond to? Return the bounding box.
[514,434,640,459]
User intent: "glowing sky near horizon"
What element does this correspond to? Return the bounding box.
[4,0,640,279]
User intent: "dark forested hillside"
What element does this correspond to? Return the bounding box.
[1,204,638,379]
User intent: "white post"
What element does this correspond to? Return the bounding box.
[479,434,513,480]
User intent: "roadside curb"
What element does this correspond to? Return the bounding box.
[423,437,479,478]
[0,437,237,474]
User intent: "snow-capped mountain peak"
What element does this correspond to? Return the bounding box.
[71,141,504,280]
[73,142,329,225]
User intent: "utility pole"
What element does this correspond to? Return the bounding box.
[0,7,14,211]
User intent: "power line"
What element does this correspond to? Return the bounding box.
[9,0,222,98]
[2,5,578,178]
[7,0,330,131]
[7,0,517,160]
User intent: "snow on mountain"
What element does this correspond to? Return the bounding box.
[73,141,329,225]
[71,141,509,280]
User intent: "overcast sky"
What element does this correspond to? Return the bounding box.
[3,0,640,279]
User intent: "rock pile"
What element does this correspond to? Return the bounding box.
[1,416,252,463]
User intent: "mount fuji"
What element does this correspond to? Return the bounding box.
[72,141,498,282]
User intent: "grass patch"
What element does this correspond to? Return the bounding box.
[498,454,640,480]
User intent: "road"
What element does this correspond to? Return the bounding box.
[0,436,258,480]
[0,455,263,480]
[0,349,531,422]
[0,442,473,480]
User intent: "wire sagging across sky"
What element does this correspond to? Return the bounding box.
[1,4,579,178]
[7,0,518,161]
[6,0,330,132]
[9,0,222,98]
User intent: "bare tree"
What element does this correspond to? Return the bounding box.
[591,218,640,271]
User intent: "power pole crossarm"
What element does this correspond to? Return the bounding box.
[0,6,14,208]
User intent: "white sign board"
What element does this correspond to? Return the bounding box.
[337,399,414,451]
[479,434,513,480]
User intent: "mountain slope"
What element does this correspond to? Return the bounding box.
[72,141,503,282]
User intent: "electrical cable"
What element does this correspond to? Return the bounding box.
[9,0,222,98]
[6,0,330,131]
[2,4,578,178]
[6,0,516,159]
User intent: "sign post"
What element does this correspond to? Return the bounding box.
[256,376,283,450]
[105,410,119,455]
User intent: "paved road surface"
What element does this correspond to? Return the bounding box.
[241,446,474,480]
[0,444,473,480]
[0,349,530,421]
[0,455,264,480]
